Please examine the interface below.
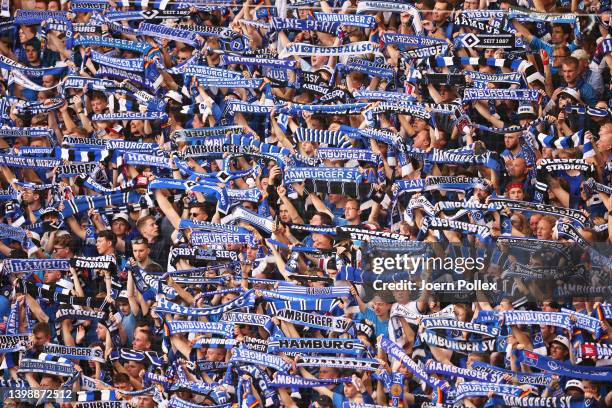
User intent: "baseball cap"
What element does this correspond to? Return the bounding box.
[571,49,589,61]
[552,335,570,350]
[315,65,334,76]
[117,290,128,302]
[559,87,582,103]
[564,379,584,392]
[517,103,536,119]
[112,213,130,225]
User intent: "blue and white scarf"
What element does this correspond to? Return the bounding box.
[420,330,497,353]
[268,336,365,356]
[517,349,612,381]
[488,396,583,408]
[189,230,257,246]
[19,354,75,377]
[221,55,297,71]
[453,382,526,402]
[156,291,255,317]
[75,36,154,55]
[352,90,414,103]
[317,148,381,164]
[270,18,341,35]
[219,312,274,334]
[43,343,105,363]
[504,310,573,331]
[381,33,446,48]
[175,23,239,40]
[464,70,522,87]
[91,111,168,122]
[2,258,70,274]
[0,154,61,169]
[89,49,144,72]
[297,356,381,371]
[463,88,541,102]
[341,57,395,79]
[137,23,197,46]
[231,347,292,372]
[173,63,242,80]
[284,167,363,184]
[122,152,172,170]
[379,335,448,391]
[560,308,603,339]
[280,42,382,58]
[271,374,352,388]
[314,12,376,28]
[424,360,499,383]
[454,13,507,35]
[471,361,553,387]
[421,317,499,337]
[275,308,352,333]
[95,65,157,90]
[164,320,235,337]
[15,9,67,24]
[0,127,53,138]
[356,1,423,35]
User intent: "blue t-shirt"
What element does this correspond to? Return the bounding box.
[356,307,389,338]
[121,312,138,345]
[332,216,348,227]
[501,149,525,160]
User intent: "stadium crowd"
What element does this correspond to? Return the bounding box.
[0,0,610,407]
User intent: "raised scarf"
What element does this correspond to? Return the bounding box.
[379,335,448,391]
[280,41,382,59]
[517,349,612,381]
[164,320,234,337]
[155,290,255,316]
[268,336,365,356]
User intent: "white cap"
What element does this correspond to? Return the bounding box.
[559,87,582,102]
[112,212,130,224]
[571,49,589,61]
[518,104,536,117]
[316,65,334,76]
[564,379,584,392]
[552,335,570,350]
[117,290,129,301]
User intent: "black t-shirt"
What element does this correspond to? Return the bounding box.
[149,233,172,268]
